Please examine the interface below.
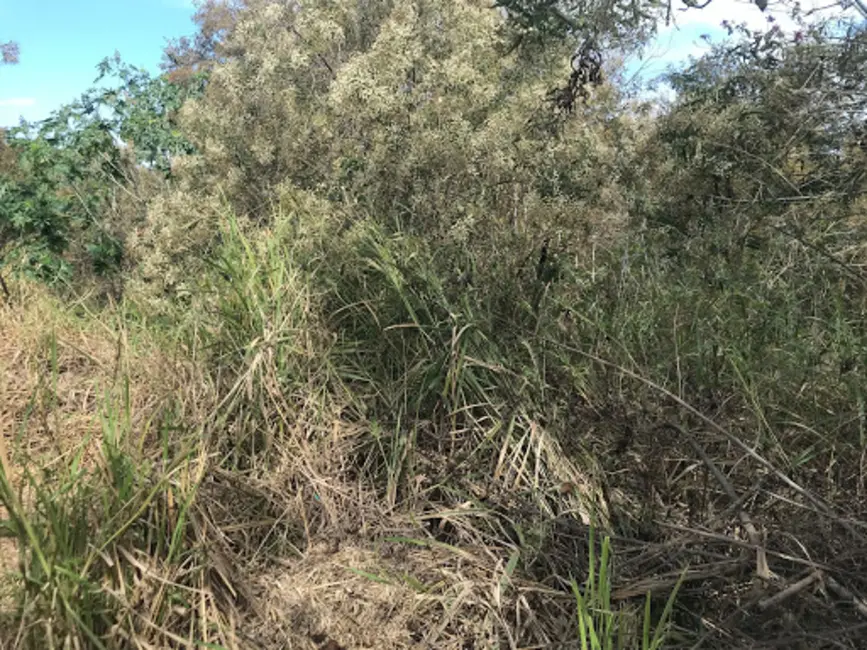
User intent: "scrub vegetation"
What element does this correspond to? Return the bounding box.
[2,1,867,647]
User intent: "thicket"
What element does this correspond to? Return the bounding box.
[0,57,203,290]
[1,1,867,648]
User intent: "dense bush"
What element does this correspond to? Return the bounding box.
[0,58,202,288]
[3,1,867,648]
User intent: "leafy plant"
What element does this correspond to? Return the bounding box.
[0,55,203,286]
[93,54,206,173]
[572,530,683,650]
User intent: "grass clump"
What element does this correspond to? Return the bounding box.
[0,398,206,649]
[0,291,238,649]
[571,530,683,650]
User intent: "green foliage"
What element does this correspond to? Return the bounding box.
[651,20,867,220]
[93,54,206,173]
[571,530,682,650]
[494,0,666,48]
[7,0,867,646]
[493,0,814,51]
[1,115,125,282]
[0,56,203,285]
[151,0,867,491]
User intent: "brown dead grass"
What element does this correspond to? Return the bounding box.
[256,544,481,649]
[0,281,209,460]
[0,281,198,575]
[246,535,581,649]
[5,272,867,649]
[0,282,583,649]
[0,279,675,648]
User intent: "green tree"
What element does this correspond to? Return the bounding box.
[0,57,203,288]
[640,19,867,238]
[94,54,206,173]
[136,0,639,296]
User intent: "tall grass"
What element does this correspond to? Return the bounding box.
[5,186,865,647]
[0,332,226,649]
[572,530,683,650]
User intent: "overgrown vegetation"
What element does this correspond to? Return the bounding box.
[2,0,867,647]
[0,57,202,290]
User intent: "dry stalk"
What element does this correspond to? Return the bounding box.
[550,342,867,539]
[757,570,822,611]
[656,522,834,571]
[661,422,770,581]
[612,561,742,600]
[825,574,867,619]
[0,425,10,483]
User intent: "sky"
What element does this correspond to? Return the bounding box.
[624,0,854,83]
[0,0,859,128]
[0,0,197,127]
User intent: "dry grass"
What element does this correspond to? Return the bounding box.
[4,201,867,649]
[0,284,118,579]
[0,282,187,465]
[0,280,234,649]
[0,277,618,649]
[254,543,511,649]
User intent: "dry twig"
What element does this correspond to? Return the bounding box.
[826,574,867,619]
[757,570,821,611]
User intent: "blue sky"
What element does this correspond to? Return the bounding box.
[0,0,197,127]
[0,0,845,128]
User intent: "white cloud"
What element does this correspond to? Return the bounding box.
[0,97,35,107]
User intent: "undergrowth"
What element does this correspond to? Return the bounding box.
[2,3,867,648]
[3,174,867,646]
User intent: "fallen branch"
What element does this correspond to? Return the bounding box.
[826,574,867,619]
[656,522,833,571]
[661,422,770,580]
[612,561,741,600]
[758,570,821,611]
[546,341,867,539]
